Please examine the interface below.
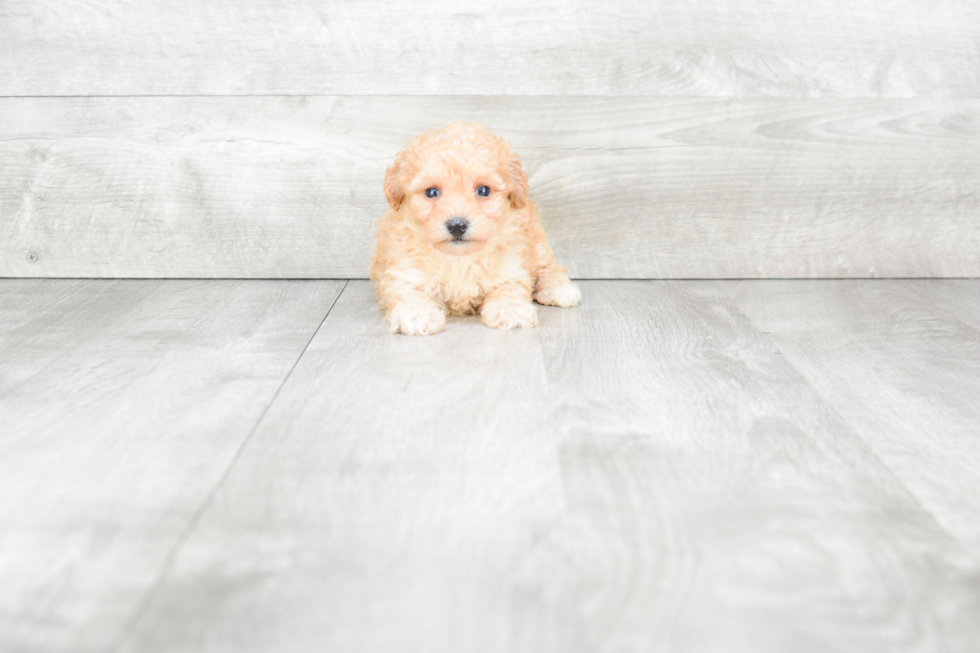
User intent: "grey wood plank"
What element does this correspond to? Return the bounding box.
[116,281,564,653]
[532,281,979,653]
[0,279,345,653]
[2,97,978,279]
[118,281,980,653]
[727,280,980,549]
[2,1,978,97]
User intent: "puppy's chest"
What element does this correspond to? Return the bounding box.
[425,250,530,315]
[427,259,497,315]
[438,274,486,315]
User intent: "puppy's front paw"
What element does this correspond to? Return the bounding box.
[534,281,581,308]
[388,301,446,336]
[481,300,539,330]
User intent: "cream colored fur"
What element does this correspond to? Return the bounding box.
[371,122,580,336]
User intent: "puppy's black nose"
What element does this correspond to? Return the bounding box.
[446,218,469,239]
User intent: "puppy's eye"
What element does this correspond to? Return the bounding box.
[425,187,440,199]
[476,185,491,197]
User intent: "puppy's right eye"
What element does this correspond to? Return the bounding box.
[425,187,440,199]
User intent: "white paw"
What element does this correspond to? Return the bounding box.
[534,282,581,307]
[480,300,539,330]
[388,301,446,336]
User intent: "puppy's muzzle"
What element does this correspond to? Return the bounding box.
[446,218,469,240]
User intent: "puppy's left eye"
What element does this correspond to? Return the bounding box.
[476,185,490,197]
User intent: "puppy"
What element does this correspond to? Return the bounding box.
[370,122,580,335]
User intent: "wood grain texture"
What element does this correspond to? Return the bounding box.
[2,1,978,97]
[116,281,980,653]
[0,279,344,653]
[532,281,979,653]
[2,97,978,279]
[728,280,980,548]
[116,281,566,653]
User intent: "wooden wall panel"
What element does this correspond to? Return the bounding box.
[2,96,978,279]
[2,1,978,97]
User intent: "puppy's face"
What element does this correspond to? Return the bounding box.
[384,122,528,255]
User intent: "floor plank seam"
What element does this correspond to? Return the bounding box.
[737,306,963,545]
[105,279,351,652]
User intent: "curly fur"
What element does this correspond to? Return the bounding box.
[370,122,580,335]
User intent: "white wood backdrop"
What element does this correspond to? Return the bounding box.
[4,1,979,97]
[2,1,979,278]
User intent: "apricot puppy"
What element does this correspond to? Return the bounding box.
[370,122,580,335]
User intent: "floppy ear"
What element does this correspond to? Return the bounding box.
[384,152,407,210]
[507,152,529,209]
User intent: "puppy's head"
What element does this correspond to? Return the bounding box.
[384,122,529,255]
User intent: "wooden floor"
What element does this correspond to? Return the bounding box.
[1,279,979,653]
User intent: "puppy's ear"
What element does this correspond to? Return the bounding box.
[384,152,406,210]
[507,152,529,209]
